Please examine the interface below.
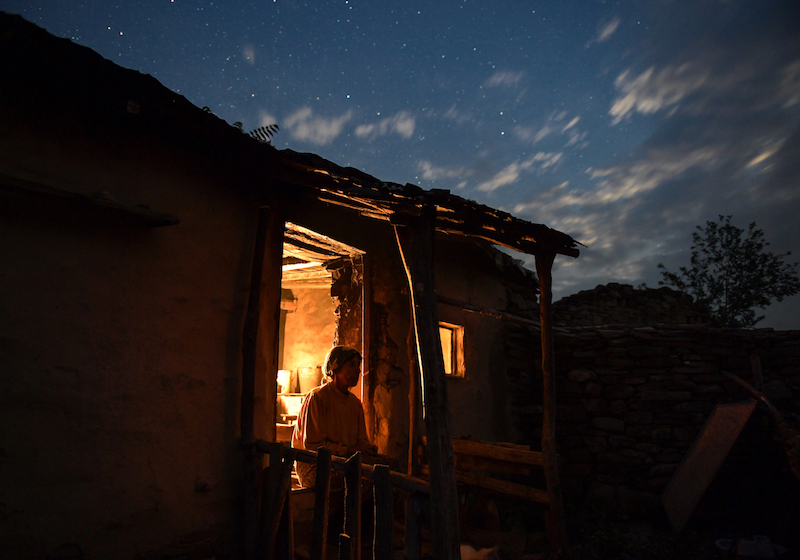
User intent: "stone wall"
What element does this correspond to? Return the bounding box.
[553,283,709,327]
[541,325,800,516]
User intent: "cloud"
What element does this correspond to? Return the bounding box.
[514,111,587,148]
[283,107,352,145]
[609,31,800,125]
[355,111,415,140]
[504,1,800,328]
[514,125,551,144]
[609,64,710,124]
[418,161,472,181]
[562,116,580,132]
[258,110,277,127]
[483,70,524,88]
[476,152,562,192]
[443,104,472,124]
[586,145,719,203]
[597,17,621,42]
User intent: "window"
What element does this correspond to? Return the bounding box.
[439,322,465,378]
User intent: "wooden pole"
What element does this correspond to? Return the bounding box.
[241,205,284,559]
[373,464,394,560]
[407,320,419,477]
[535,252,568,557]
[266,448,297,557]
[393,208,460,560]
[259,443,283,558]
[344,452,363,560]
[276,486,295,560]
[339,534,352,560]
[404,493,425,560]
[310,447,333,560]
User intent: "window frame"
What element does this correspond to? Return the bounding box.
[438,321,466,379]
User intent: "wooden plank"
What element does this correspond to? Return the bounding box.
[419,465,549,504]
[437,294,541,328]
[535,252,568,556]
[344,452,363,560]
[311,447,333,560]
[661,400,757,533]
[452,455,534,477]
[394,209,460,560]
[421,436,543,466]
[373,465,394,560]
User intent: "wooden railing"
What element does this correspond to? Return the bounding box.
[255,440,432,560]
[418,437,558,545]
[419,437,550,504]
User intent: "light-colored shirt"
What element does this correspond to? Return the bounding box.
[291,381,370,457]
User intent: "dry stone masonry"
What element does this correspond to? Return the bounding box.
[554,325,800,515]
[502,284,800,518]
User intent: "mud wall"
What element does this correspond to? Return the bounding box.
[0,17,268,556]
[436,240,541,444]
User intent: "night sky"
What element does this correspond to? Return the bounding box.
[5,1,800,328]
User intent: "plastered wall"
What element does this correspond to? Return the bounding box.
[0,97,260,558]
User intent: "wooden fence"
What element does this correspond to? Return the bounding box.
[255,440,432,560]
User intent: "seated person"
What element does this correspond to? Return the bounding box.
[292,345,376,487]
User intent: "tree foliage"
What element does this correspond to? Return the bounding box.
[658,215,800,328]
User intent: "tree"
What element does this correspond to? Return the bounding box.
[658,215,800,328]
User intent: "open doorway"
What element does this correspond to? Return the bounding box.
[274,222,366,442]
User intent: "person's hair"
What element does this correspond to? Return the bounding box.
[323,346,361,377]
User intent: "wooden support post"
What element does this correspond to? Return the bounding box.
[535,252,568,557]
[263,446,297,558]
[404,493,425,560]
[311,447,333,560]
[276,486,295,560]
[242,206,285,443]
[242,206,284,559]
[407,323,419,477]
[373,464,393,560]
[344,452,363,560]
[339,534,352,560]
[259,443,284,558]
[394,208,460,560]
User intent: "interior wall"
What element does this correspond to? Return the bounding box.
[281,286,337,388]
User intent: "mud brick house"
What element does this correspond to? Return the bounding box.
[0,13,580,560]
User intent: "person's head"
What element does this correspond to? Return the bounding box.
[323,346,362,390]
